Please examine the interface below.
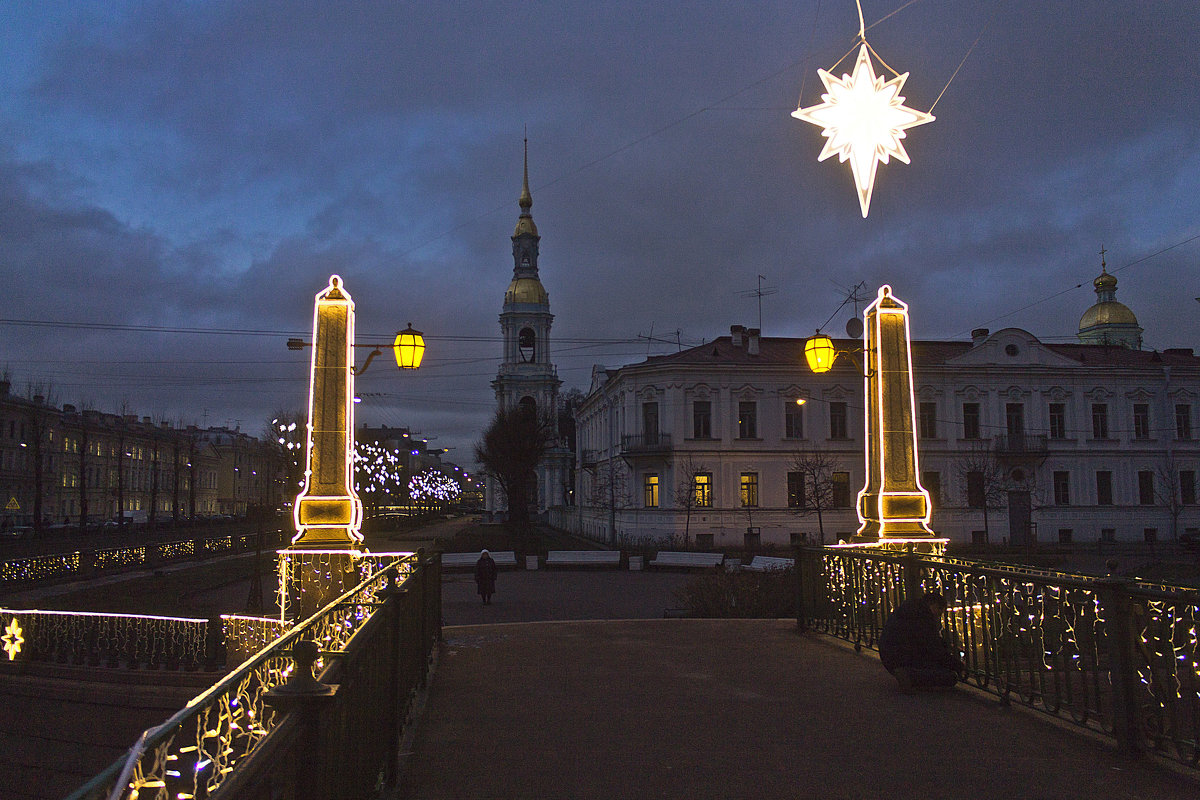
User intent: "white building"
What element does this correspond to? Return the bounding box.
[569,271,1199,546]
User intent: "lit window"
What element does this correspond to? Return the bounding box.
[693,473,712,507]
[643,474,659,508]
[740,473,759,507]
[832,471,851,508]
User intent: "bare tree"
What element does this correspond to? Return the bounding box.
[673,455,708,546]
[22,384,56,536]
[74,403,94,537]
[474,404,556,537]
[1155,452,1186,543]
[955,443,1007,542]
[789,449,839,545]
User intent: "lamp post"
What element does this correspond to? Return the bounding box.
[803,285,941,548]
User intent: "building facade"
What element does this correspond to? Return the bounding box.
[570,274,1199,546]
[484,147,573,519]
[0,379,281,532]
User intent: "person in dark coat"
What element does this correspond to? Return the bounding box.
[878,591,963,690]
[475,549,498,605]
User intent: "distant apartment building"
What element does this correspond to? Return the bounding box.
[0,380,282,530]
[568,270,1199,546]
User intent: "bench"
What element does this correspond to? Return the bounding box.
[544,550,621,568]
[741,555,795,572]
[647,551,725,570]
[440,551,518,569]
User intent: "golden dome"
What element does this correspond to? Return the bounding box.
[1079,301,1138,330]
[505,277,549,305]
[1094,271,1117,290]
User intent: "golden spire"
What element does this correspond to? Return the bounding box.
[519,134,532,213]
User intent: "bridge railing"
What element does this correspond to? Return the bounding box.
[796,546,1200,769]
[0,529,290,586]
[65,551,440,800]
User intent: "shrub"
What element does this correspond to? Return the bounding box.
[673,568,796,618]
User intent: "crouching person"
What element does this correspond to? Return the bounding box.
[879,591,963,691]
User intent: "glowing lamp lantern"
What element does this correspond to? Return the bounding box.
[393,323,425,370]
[804,334,837,373]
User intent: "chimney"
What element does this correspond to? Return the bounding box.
[971,328,989,346]
[747,327,760,355]
[730,325,745,348]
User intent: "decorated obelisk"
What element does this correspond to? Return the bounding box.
[855,285,937,542]
[293,274,364,548]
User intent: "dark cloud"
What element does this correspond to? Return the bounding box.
[0,1,1197,458]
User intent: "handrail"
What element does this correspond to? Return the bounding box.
[65,552,420,800]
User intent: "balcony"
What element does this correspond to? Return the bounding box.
[620,432,672,457]
[993,433,1048,458]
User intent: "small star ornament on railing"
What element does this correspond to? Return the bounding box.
[2,617,23,660]
[792,43,933,217]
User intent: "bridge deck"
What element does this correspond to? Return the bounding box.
[396,618,1199,800]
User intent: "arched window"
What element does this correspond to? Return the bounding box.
[518,396,537,418]
[518,328,536,362]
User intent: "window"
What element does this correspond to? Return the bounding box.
[829,402,848,440]
[1144,528,1157,544]
[1101,528,1116,543]
[1048,403,1066,440]
[1138,470,1154,505]
[1133,404,1151,440]
[831,471,851,508]
[971,530,988,545]
[1181,470,1196,506]
[1058,529,1073,544]
[693,400,712,439]
[642,402,659,443]
[1053,471,1070,506]
[919,403,937,439]
[738,401,758,439]
[1178,404,1194,440]
[962,403,980,440]
[967,471,985,508]
[1091,403,1109,439]
[787,471,805,508]
[784,402,804,439]
[643,474,659,508]
[740,472,759,507]
[518,327,536,362]
[1096,471,1113,505]
[1006,403,1024,436]
[921,472,941,509]
[693,473,712,507]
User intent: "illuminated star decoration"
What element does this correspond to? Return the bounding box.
[792,44,934,217]
[2,617,23,660]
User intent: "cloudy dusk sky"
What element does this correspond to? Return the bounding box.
[1,1,1197,459]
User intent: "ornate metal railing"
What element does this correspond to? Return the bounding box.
[65,551,438,800]
[797,547,1200,769]
[0,529,289,587]
[0,609,217,670]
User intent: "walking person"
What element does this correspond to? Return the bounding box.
[475,549,498,605]
[879,591,964,691]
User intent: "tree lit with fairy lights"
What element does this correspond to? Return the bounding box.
[354,441,409,514]
[408,468,461,510]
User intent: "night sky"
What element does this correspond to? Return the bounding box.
[1,1,1197,460]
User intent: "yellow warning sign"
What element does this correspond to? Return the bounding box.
[5,498,19,512]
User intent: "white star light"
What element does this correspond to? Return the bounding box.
[792,44,934,217]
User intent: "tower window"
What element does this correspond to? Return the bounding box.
[518,328,536,362]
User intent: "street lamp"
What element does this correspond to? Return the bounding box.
[288,325,425,375]
[803,332,870,375]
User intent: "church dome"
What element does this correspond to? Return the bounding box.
[505,277,549,305]
[1077,260,1142,349]
[1078,300,1138,330]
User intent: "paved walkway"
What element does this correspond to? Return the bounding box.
[397,572,1200,799]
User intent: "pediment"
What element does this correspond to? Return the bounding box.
[947,328,1080,368]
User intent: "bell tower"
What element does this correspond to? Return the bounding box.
[486,141,571,519]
